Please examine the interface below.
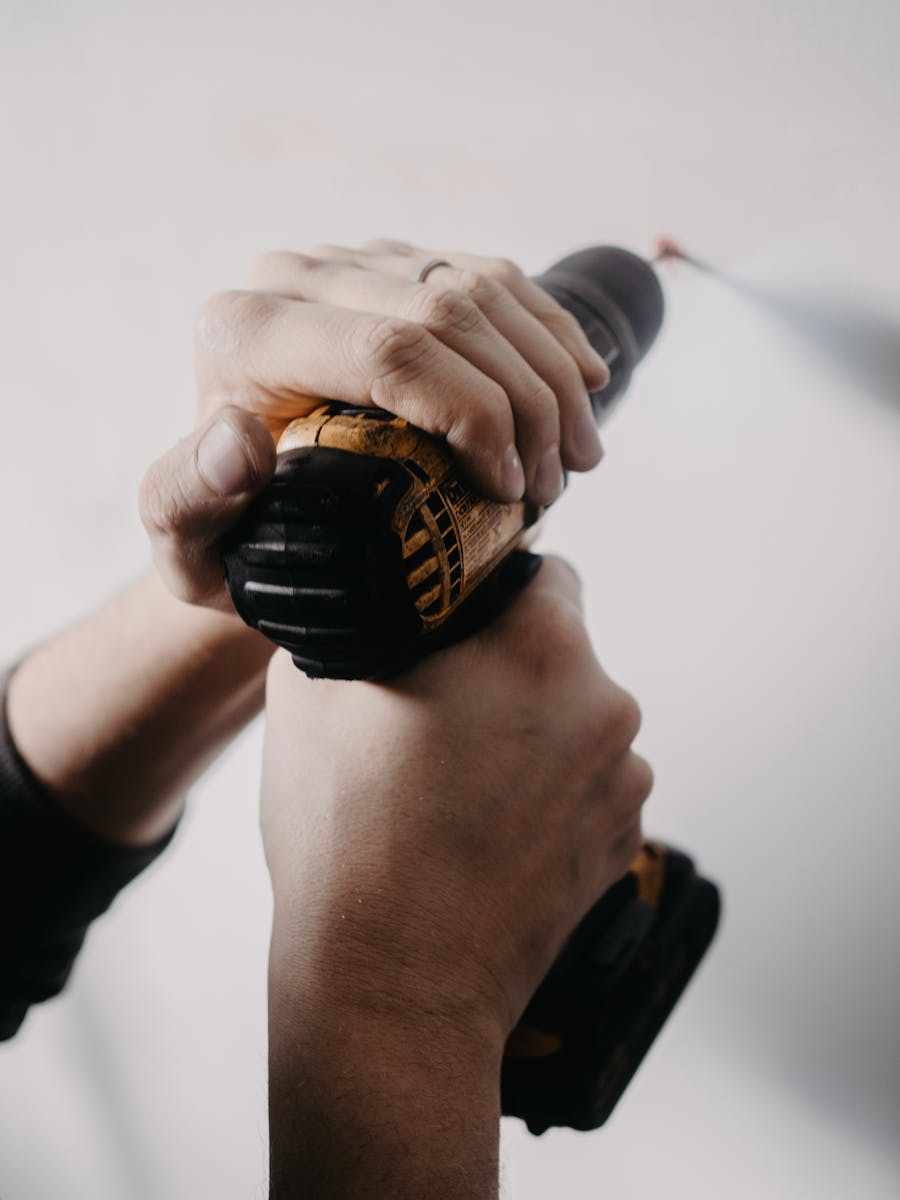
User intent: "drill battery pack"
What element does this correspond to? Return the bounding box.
[501,842,720,1133]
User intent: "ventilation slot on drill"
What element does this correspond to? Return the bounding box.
[401,494,462,617]
[402,511,439,614]
[426,494,462,606]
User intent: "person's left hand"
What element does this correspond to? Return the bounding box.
[139,239,610,612]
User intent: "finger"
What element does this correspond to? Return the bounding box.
[359,238,417,256]
[599,749,653,818]
[302,242,379,264]
[197,290,525,502]
[429,252,611,390]
[428,263,604,474]
[492,265,612,389]
[576,749,652,900]
[245,254,564,505]
[303,240,416,262]
[480,553,587,667]
[601,817,645,889]
[587,751,653,880]
[305,248,606,475]
[139,407,276,611]
[339,244,611,391]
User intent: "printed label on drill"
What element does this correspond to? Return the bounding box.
[441,479,526,585]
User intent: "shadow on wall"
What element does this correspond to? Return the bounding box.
[670,253,900,416]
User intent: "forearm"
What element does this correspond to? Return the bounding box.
[7,570,272,845]
[267,912,502,1200]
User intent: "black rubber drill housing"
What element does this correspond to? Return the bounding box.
[222,447,419,679]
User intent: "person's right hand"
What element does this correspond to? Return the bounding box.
[262,554,651,1197]
[263,554,650,1055]
[139,241,610,613]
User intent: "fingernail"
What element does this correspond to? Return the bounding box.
[571,405,603,467]
[533,445,565,505]
[500,444,526,500]
[197,416,254,495]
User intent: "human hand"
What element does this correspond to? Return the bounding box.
[262,554,650,1197]
[262,554,650,1053]
[140,240,610,612]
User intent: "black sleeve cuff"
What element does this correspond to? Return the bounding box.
[0,665,178,1039]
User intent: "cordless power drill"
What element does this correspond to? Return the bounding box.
[222,247,720,1134]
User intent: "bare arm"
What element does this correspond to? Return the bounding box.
[2,239,631,1191]
[6,572,273,846]
[127,242,626,1195]
[260,559,650,1198]
[267,946,502,1199]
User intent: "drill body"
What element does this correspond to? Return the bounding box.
[223,402,541,679]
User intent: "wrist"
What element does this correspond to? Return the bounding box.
[268,910,503,1200]
[266,850,517,1053]
[269,898,508,1058]
[7,571,273,847]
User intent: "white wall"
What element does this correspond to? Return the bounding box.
[1,2,898,1196]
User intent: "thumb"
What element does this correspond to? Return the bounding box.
[139,406,276,611]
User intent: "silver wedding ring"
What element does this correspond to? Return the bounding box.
[411,257,452,284]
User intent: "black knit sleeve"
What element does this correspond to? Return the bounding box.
[0,667,177,1040]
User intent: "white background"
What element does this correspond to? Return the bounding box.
[1,2,899,1196]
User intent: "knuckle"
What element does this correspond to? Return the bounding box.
[612,820,644,876]
[483,255,523,286]
[444,382,511,453]
[526,592,588,670]
[413,287,482,338]
[542,555,584,601]
[549,306,584,342]
[630,755,655,805]
[565,311,587,344]
[362,237,414,254]
[194,289,236,334]
[606,753,653,828]
[519,379,559,427]
[244,251,286,288]
[363,317,434,386]
[244,250,319,288]
[607,689,643,751]
[139,445,213,550]
[452,268,485,296]
[194,290,280,361]
[138,462,182,540]
[307,242,349,260]
[455,269,504,309]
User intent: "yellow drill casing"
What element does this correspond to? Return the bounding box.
[276,403,541,634]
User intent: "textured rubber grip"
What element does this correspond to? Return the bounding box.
[222,446,542,678]
[223,447,420,679]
